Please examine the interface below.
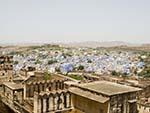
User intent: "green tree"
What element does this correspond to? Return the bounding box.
[112,71,119,76]
[138,67,150,78]
[48,60,57,65]
[87,59,92,63]
[44,71,51,80]
[35,59,41,64]
[78,65,84,70]
[14,61,19,65]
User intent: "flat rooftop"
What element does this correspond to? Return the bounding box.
[3,82,23,90]
[78,81,142,96]
[69,87,109,103]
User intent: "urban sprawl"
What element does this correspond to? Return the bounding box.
[0,44,150,113]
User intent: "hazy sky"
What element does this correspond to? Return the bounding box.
[0,0,150,44]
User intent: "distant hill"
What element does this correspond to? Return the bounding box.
[0,41,149,48]
[60,41,141,48]
[141,44,150,47]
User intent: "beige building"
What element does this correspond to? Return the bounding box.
[69,81,141,113]
[0,56,13,82]
[0,55,143,113]
[2,82,23,104]
[0,58,142,113]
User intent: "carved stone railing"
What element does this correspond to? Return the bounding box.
[26,80,66,98]
[34,90,72,113]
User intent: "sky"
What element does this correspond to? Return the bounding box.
[0,0,150,44]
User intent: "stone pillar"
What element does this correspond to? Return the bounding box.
[33,84,35,96]
[107,101,110,113]
[62,81,65,90]
[60,81,63,90]
[51,81,55,91]
[127,102,129,113]
[24,84,27,99]
[63,94,67,108]
[39,83,43,93]
[66,93,71,108]
[57,94,61,110]
[44,83,47,92]
[38,97,41,113]
[41,98,43,113]
[29,84,33,97]
[46,97,49,112]
[49,96,53,111]
[55,81,58,90]
[34,93,38,113]
[43,98,47,113]
[35,84,38,92]
[21,90,23,104]
[123,97,127,113]
[37,84,40,93]
[58,81,61,90]
[49,83,52,91]
[3,85,5,96]
[69,93,71,107]
[42,84,45,91]
[29,85,32,97]
[55,96,59,110]
[70,93,73,108]
[53,96,56,111]
[59,93,64,110]
[12,90,14,102]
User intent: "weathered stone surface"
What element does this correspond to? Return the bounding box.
[0,100,15,113]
